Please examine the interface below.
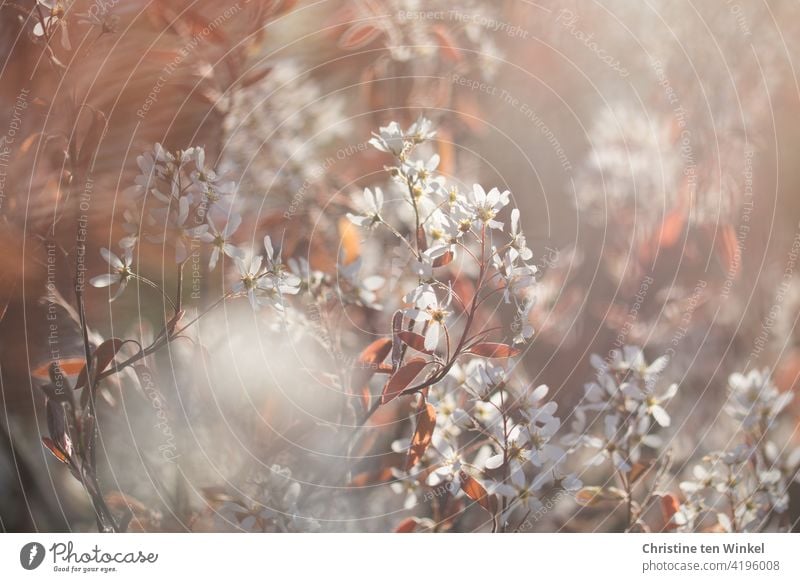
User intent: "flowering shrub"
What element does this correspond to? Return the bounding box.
[33,115,798,533]
[4,1,799,535]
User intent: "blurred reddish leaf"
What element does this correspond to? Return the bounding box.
[467,342,520,358]
[436,127,455,176]
[406,401,436,470]
[338,22,384,50]
[431,25,462,63]
[358,338,392,366]
[394,517,419,533]
[352,338,392,412]
[660,493,680,531]
[31,357,85,383]
[338,217,361,265]
[349,466,394,487]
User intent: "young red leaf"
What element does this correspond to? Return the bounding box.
[41,437,70,464]
[405,401,437,470]
[416,226,427,252]
[398,331,434,354]
[380,358,428,404]
[467,342,521,359]
[459,471,496,514]
[432,250,454,268]
[75,338,125,390]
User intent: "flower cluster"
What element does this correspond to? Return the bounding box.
[213,465,321,533]
[566,346,676,471]
[222,61,349,198]
[350,117,538,346]
[674,369,799,532]
[91,144,305,313]
[565,346,678,531]
[343,117,580,530]
[388,360,581,530]
[124,144,239,263]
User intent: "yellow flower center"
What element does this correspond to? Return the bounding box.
[430,308,448,323]
[476,207,496,223]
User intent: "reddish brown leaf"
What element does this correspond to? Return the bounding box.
[75,338,124,391]
[394,517,419,533]
[338,217,361,265]
[467,342,521,359]
[660,493,680,531]
[352,338,393,412]
[358,338,392,367]
[416,226,427,252]
[432,250,454,268]
[452,276,475,311]
[405,401,436,470]
[398,331,433,354]
[358,384,371,414]
[656,207,687,249]
[380,358,428,404]
[31,357,85,383]
[41,437,70,463]
[349,466,394,487]
[459,471,495,514]
[338,22,383,50]
[18,132,42,155]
